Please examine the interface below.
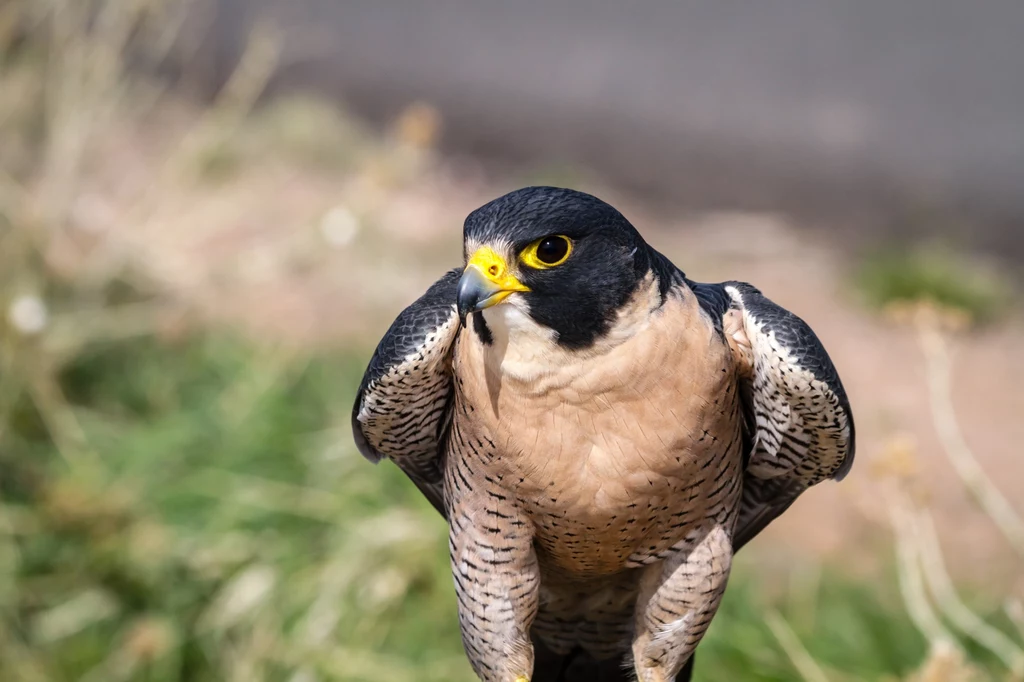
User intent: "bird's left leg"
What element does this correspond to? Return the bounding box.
[631,524,733,682]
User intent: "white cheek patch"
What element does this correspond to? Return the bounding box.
[485,298,546,336]
[477,274,662,384]
[481,301,557,348]
[478,300,567,385]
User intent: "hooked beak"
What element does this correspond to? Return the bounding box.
[457,247,530,326]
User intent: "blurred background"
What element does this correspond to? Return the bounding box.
[1,1,1022,680]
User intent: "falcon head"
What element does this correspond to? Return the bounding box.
[457,186,660,350]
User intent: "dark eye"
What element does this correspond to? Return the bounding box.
[520,234,573,269]
[535,236,570,265]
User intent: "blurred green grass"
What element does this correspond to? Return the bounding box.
[854,244,1012,326]
[1,325,1010,681]
[1,330,469,681]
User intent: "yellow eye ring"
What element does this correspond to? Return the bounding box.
[519,235,573,269]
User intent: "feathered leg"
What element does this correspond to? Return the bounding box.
[449,497,540,682]
[631,525,732,682]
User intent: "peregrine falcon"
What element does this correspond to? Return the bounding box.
[352,187,855,682]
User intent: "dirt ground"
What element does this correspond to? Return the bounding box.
[73,102,1024,592]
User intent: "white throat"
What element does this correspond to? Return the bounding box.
[475,274,662,386]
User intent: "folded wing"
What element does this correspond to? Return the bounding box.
[351,269,462,516]
[721,282,856,551]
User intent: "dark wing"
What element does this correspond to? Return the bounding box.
[719,281,856,551]
[351,269,462,517]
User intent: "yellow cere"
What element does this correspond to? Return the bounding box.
[466,246,531,292]
[519,235,573,269]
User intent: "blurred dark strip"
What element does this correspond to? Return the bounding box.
[177,0,1024,259]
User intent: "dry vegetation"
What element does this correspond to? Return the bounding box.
[1,1,1021,680]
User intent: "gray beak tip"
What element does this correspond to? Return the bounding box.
[456,266,492,324]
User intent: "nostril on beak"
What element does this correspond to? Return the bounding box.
[488,264,500,277]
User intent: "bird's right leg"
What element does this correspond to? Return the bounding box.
[449,495,540,682]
